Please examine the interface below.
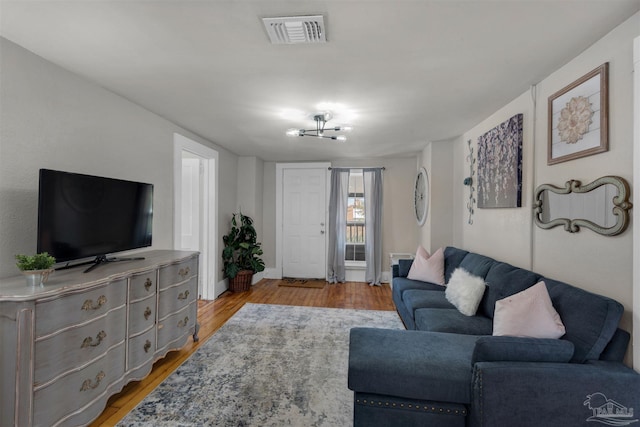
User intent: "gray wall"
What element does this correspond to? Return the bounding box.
[0,37,238,283]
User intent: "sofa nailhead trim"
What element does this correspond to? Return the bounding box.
[355,399,466,415]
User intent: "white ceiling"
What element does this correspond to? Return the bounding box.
[2,1,639,162]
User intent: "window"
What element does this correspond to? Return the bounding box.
[346,170,365,261]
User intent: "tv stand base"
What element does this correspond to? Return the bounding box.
[56,254,146,273]
[84,255,146,273]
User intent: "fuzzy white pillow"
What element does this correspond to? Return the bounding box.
[445,268,486,316]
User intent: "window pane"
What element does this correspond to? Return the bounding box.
[345,244,366,261]
[345,171,365,261]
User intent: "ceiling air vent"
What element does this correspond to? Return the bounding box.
[262,15,326,44]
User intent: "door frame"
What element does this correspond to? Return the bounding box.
[275,162,331,280]
[632,35,639,370]
[173,133,219,299]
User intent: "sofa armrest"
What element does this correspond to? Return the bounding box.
[471,360,640,427]
[599,328,631,362]
[471,336,574,364]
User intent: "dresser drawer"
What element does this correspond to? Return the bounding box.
[158,257,198,289]
[34,305,126,386]
[128,295,156,335]
[157,302,196,351]
[33,342,125,427]
[35,280,127,337]
[128,327,155,372]
[158,276,197,318]
[129,269,156,301]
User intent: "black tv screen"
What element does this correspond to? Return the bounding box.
[37,169,153,263]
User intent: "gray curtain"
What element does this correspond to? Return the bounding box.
[327,168,350,283]
[363,168,383,286]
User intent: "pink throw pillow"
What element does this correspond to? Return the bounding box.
[407,246,445,286]
[493,281,566,339]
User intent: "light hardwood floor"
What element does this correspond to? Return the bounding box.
[90,278,395,426]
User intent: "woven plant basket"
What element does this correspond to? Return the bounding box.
[229,270,253,292]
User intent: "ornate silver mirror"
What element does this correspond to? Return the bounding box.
[534,176,632,236]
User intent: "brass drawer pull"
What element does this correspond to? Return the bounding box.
[177,316,189,328]
[144,306,152,320]
[144,339,152,353]
[81,295,107,311]
[177,290,189,300]
[144,278,153,291]
[178,266,191,279]
[81,330,107,348]
[80,371,106,391]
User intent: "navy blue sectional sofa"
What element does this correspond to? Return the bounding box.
[348,246,640,427]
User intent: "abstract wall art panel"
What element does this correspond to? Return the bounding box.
[477,113,523,208]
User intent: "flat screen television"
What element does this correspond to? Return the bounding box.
[37,169,153,271]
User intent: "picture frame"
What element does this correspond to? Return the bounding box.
[548,63,608,165]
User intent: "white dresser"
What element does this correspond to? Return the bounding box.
[0,250,199,427]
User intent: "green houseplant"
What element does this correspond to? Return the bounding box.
[222,212,265,292]
[15,252,56,286]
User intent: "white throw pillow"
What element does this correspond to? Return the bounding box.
[445,268,486,316]
[493,281,566,339]
[407,246,445,285]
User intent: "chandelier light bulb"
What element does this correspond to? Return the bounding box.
[286,128,301,137]
[336,135,347,142]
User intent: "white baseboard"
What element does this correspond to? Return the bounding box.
[381,271,391,284]
[215,278,227,299]
[259,267,391,285]
[345,269,392,284]
[263,267,281,279]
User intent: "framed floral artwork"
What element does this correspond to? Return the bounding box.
[477,113,523,208]
[548,63,608,165]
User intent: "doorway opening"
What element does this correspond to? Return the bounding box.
[173,133,219,299]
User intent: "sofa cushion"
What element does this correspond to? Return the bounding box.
[443,247,469,283]
[545,278,624,363]
[479,262,542,319]
[493,281,565,339]
[407,247,445,285]
[392,289,416,330]
[349,328,480,404]
[457,253,495,280]
[445,268,486,316]
[397,259,414,278]
[393,277,447,302]
[414,308,493,335]
[471,336,574,364]
[392,278,449,330]
[404,289,455,314]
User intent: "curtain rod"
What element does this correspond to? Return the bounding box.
[328,166,385,170]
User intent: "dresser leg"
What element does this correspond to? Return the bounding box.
[193,322,200,342]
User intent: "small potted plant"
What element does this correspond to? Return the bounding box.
[222,212,265,292]
[15,252,56,286]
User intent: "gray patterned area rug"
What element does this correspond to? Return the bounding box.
[117,303,403,427]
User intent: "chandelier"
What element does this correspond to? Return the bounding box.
[286,112,352,141]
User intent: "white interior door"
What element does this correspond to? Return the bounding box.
[181,157,201,251]
[282,168,327,278]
